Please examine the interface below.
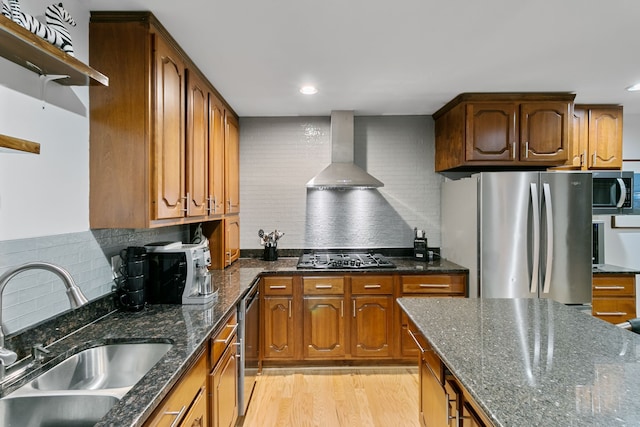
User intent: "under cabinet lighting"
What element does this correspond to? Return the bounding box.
[300,85,318,95]
[627,83,640,92]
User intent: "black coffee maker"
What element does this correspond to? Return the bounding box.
[116,246,148,311]
[413,228,428,261]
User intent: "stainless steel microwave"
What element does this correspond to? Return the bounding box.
[592,171,634,214]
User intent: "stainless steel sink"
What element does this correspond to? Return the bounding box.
[0,394,119,427]
[0,341,173,426]
[29,342,172,391]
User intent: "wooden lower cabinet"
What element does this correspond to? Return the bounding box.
[209,311,238,427]
[262,277,296,360]
[144,350,208,427]
[304,296,346,359]
[264,296,295,359]
[351,295,393,357]
[408,318,491,427]
[260,272,468,363]
[351,275,394,358]
[592,274,637,324]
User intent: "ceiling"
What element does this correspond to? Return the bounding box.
[87,0,640,117]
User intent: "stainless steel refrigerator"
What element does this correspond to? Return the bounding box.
[441,172,592,304]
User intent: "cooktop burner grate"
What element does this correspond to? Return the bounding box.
[296,252,396,269]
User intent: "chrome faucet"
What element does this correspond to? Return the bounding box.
[0,262,88,373]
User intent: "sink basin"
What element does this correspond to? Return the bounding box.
[30,342,172,391]
[0,394,119,427]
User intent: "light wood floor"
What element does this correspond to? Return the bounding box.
[241,367,420,427]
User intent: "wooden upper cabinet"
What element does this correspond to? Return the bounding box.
[568,108,588,168]
[519,101,570,163]
[434,93,574,172]
[186,70,209,218]
[588,107,623,169]
[89,12,238,228]
[208,95,226,216]
[561,105,623,170]
[225,114,240,214]
[465,103,516,162]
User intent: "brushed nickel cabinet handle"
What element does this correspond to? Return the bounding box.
[419,284,449,288]
[166,405,187,427]
[595,311,627,316]
[593,151,597,166]
[364,284,381,289]
[512,142,516,159]
[269,285,287,289]
[353,299,356,317]
[215,323,238,346]
[525,141,529,158]
[315,284,333,289]
[407,328,425,353]
[594,286,625,290]
[340,300,344,317]
[288,300,292,318]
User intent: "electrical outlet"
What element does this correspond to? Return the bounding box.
[111,255,123,279]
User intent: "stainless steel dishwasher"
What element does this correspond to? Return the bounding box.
[238,279,259,416]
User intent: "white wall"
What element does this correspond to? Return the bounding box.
[0,0,91,240]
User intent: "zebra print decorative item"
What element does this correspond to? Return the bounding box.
[3,1,76,56]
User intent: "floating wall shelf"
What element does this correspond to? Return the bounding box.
[0,14,108,86]
[0,134,40,154]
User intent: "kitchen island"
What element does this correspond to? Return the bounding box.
[1,256,467,426]
[397,297,640,426]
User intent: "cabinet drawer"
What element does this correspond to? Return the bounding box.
[402,274,465,295]
[593,275,635,297]
[592,298,636,324]
[143,351,207,427]
[210,312,238,366]
[303,277,344,295]
[407,320,442,383]
[263,277,293,295]
[351,275,393,294]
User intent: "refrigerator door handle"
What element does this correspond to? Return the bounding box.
[616,178,627,208]
[530,183,540,295]
[542,182,554,294]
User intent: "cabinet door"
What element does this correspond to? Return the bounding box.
[304,296,345,359]
[225,113,240,214]
[179,385,207,427]
[153,34,186,220]
[570,107,588,168]
[186,71,208,217]
[465,103,516,162]
[588,108,623,169]
[263,297,295,359]
[351,295,393,358]
[211,341,238,427]
[225,215,240,266]
[420,355,448,427]
[519,101,569,163]
[208,95,225,216]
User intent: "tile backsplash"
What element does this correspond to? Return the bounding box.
[239,115,442,249]
[0,226,188,334]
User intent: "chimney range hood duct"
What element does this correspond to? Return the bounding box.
[306,111,383,189]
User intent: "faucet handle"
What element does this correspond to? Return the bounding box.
[31,344,50,362]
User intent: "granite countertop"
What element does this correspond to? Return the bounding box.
[2,256,467,426]
[593,264,640,275]
[397,297,640,427]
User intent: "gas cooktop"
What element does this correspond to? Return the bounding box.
[296,252,396,269]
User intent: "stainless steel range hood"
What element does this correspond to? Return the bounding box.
[306,111,383,189]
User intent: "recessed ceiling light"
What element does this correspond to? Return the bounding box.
[627,83,640,92]
[300,86,318,95]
